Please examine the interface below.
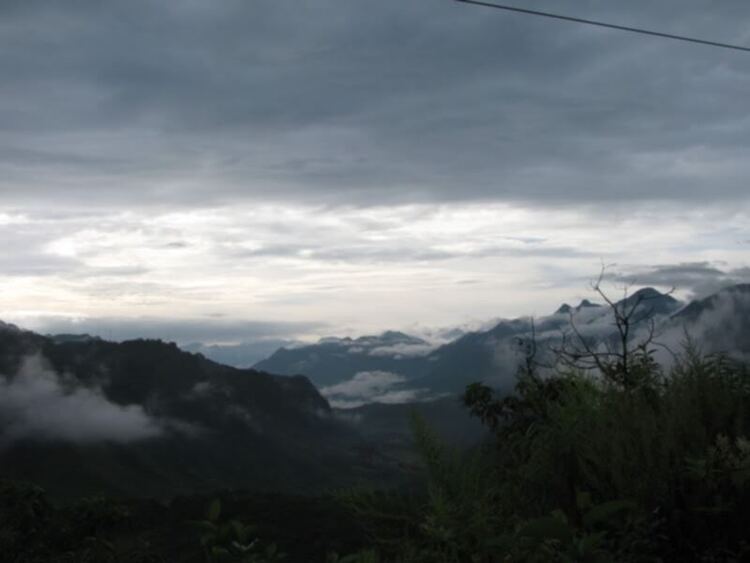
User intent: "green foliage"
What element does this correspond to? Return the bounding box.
[336,346,750,562]
[191,499,286,563]
[4,325,750,562]
[326,549,381,563]
[0,480,54,562]
[334,486,422,554]
[0,480,167,563]
[337,413,500,562]
[67,495,132,537]
[408,412,501,561]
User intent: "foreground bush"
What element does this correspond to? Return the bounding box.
[340,349,750,562]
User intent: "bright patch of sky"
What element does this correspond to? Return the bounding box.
[1,202,748,344]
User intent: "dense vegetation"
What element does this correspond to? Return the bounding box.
[4,345,749,562]
[0,482,371,562]
[338,346,750,562]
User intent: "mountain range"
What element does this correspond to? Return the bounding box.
[253,285,749,402]
[2,284,748,498]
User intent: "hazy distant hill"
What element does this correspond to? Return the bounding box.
[253,287,699,399]
[254,331,435,387]
[673,283,750,323]
[182,339,297,369]
[409,287,683,394]
[668,283,750,358]
[0,326,398,498]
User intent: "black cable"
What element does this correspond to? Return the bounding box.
[455,0,750,53]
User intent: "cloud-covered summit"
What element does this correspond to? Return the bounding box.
[614,262,750,299]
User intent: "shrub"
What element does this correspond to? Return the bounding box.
[339,347,750,562]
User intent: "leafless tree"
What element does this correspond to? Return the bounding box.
[554,266,674,389]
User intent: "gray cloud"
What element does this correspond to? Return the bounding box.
[320,370,434,409]
[0,1,749,210]
[28,317,325,346]
[368,343,436,358]
[0,220,150,278]
[616,262,750,298]
[682,289,750,360]
[1,1,749,340]
[652,287,750,364]
[0,356,161,446]
[228,238,597,265]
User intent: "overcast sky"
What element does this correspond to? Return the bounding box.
[1,0,749,344]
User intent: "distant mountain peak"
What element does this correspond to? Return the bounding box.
[628,287,677,302]
[614,287,680,316]
[577,299,599,309]
[555,299,599,316]
[315,331,427,347]
[375,331,426,345]
[633,287,660,297]
[555,303,572,315]
[380,330,410,339]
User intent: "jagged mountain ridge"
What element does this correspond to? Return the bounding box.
[403,287,691,393]
[555,299,600,315]
[255,286,688,396]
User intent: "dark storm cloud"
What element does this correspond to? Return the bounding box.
[1,0,749,209]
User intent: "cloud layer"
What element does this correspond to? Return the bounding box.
[615,262,750,299]
[0,1,749,340]
[321,370,434,409]
[1,0,749,209]
[0,356,162,446]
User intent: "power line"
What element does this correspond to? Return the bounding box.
[455,0,750,53]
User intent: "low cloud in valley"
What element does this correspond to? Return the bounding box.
[0,356,163,446]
